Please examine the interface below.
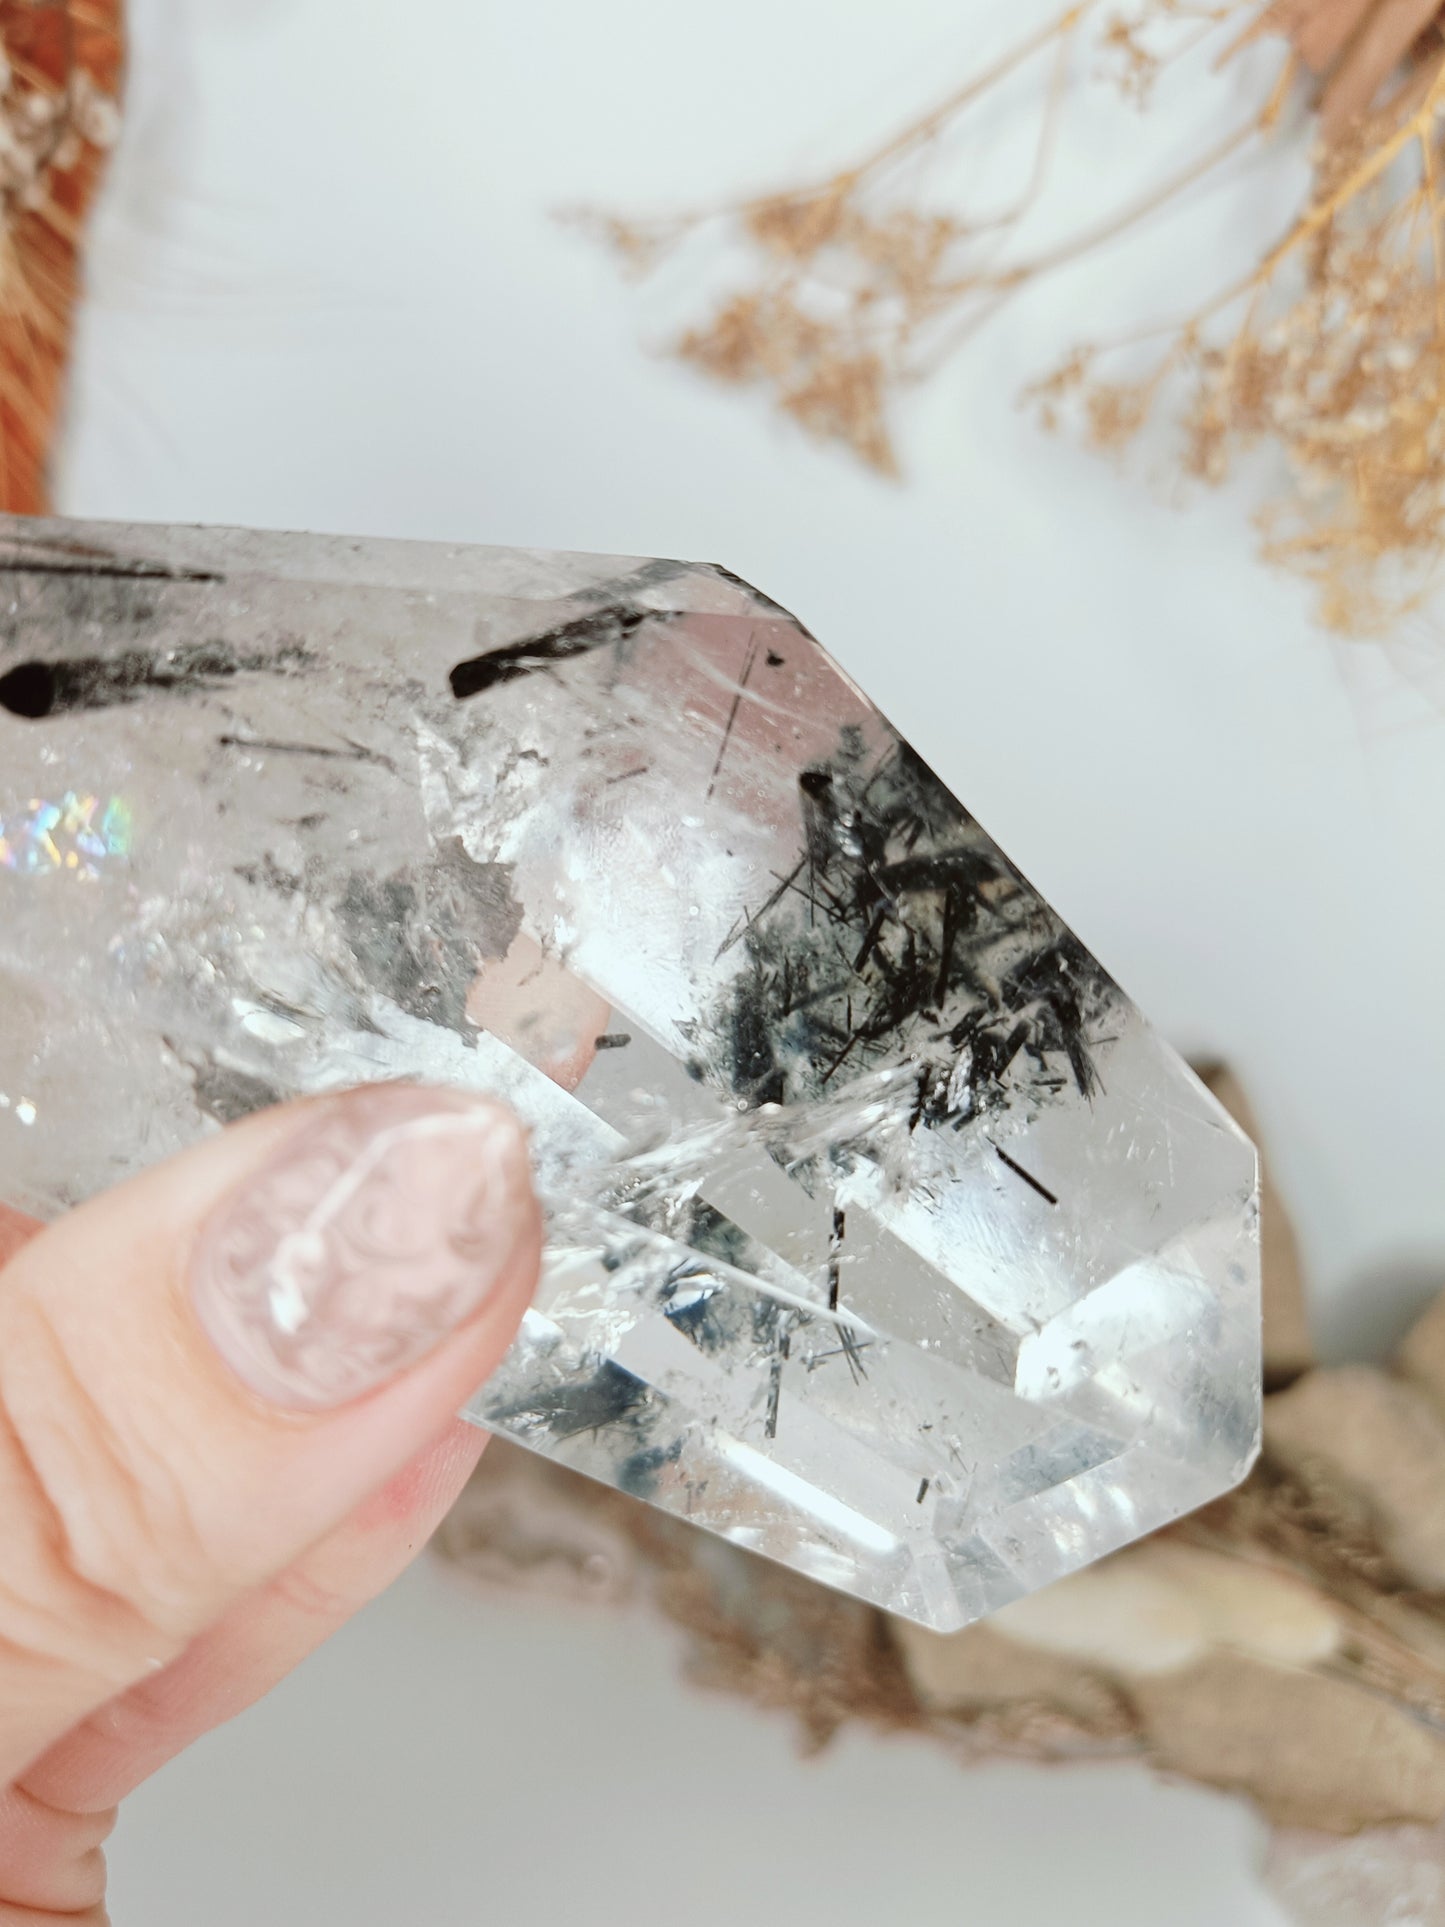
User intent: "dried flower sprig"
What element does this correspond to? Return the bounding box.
[573,4,1110,477]
[1038,32,1445,629]
[582,0,1445,631]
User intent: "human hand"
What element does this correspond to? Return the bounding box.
[0,1082,541,1921]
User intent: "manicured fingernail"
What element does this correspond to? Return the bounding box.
[190,1086,534,1411]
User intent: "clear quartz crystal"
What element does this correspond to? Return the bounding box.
[0,514,1260,1630]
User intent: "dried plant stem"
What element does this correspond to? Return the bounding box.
[738,2,1100,221]
[974,117,1266,297]
[587,0,1445,629]
[1274,64,1445,273]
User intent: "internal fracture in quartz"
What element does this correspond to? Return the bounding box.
[0,514,1261,1630]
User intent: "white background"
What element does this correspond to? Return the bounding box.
[61,0,1443,1917]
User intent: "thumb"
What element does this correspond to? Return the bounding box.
[0,1082,540,1783]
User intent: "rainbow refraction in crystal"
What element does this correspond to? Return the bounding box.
[0,792,132,878]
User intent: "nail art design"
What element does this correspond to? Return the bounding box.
[191,1086,532,1410]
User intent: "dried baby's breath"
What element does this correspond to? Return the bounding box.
[585,0,1445,631]
[1044,58,1445,630]
[587,6,1100,478]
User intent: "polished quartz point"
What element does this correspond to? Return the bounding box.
[0,514,1260,1630]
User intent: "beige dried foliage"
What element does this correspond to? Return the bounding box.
[1131,1650,1445,1829]
[1400,1287,1445,1405]
[1041,61,1445,632]
[1264,1366,1445,1589]
[585,0,1445,631]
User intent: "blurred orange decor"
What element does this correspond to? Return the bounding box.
[587,0,1445,632]
[0,1,122,514]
